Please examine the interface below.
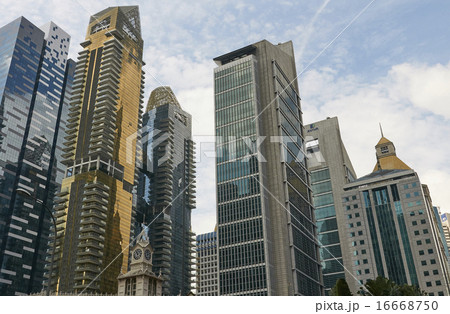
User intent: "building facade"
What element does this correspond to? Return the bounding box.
[51,6,145,294]
[214,40,323,295]
[0,17,73,295]
[440,212,450,270]
[117,229,163,296]
[305,117,357,294]
[136,86,196,296]
[342,135,450,295]
[196,231,218,296]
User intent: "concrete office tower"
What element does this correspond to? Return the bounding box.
[0,17,73,295]
[305,117,357,294]
[196,231,218,296]
[214,40,323,296]
[136,87,196,296]
[51,6,145,294]
[440,212,450,270]
[342,134,450,295]
[431,206,450,268]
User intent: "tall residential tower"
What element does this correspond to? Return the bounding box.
[0,17,73,295]
[214,40,323,295]
[136,87,196,295]
[51,6,145,294]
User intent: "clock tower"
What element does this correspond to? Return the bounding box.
[117,228,163,296]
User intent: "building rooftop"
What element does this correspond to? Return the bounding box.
[146,86,181,112]
[373,134,411,172]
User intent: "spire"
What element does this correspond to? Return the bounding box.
[372,128,411,172]
[137,223,149,243]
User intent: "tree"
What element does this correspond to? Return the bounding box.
[358,276,427,296]
[330,278,353,296]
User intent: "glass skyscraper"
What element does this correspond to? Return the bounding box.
[0,17,73,295]
[214,40,323,295]
[136,86,196,296]
[305,117,357,295]
[51,6,145,294]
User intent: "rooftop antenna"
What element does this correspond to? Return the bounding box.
[379,123,384,138]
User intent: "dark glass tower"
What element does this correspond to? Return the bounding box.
[214,40,323,295]
[136,86,196,296]
[0,17,73,295]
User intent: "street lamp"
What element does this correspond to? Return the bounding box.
[16,188,56,296]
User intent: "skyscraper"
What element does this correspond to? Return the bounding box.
[196,230,218,296]
[136,86,196,296]
[342,134,450,295]
[305,117,357,294]
[440,212,450,270]
[51,6,145,294]
[0,17,73,295]
[214,40,323,295]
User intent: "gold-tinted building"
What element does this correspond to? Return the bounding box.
[47,6,144,294]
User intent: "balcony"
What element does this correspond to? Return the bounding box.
[80,209,107,220]
[77,248,103,258]
[82,203,108,213]
[75,265,101,273]
[84,188,109,198]
[80,217,106,227]
[82,195,108,206]
[85,182,110,191]
[75,255,102,265]
[78,232,105,241]
[79,225,105,234]
[78,240,104,251]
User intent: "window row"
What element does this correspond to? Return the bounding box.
[217,175,260,203]
[216,135,257,163]
[214,60,252,79]
[215,66,253,94]
[219,265,266,295]
[216,116,257,139]
[219,241,265,270]
[218,196,261,224]
[311,168,330,183]
[218,218,264,247]
[217,156,258,183]
[216,100,254,127]
[411,219,427,226]
[215,84,255,110]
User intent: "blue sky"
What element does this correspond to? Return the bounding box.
[1,0,449,235]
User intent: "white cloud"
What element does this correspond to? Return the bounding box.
[1,0,448,234]
[388,62,450,119]
[301,61,450,211]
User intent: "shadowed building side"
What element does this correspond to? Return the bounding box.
[136,86,196,295]
[305,117,357,295]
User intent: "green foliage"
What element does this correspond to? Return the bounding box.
[357,276,427,296]
[330,278,352,296]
